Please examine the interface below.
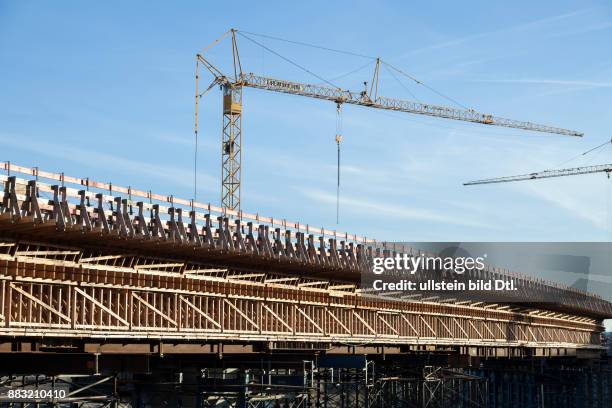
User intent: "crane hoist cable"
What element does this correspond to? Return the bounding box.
[382,63,422,104]
[193,73,222,201]
[237,32,341,89]
[336,103,343,224]
[381,60,471,110]
[583,138,612,155]
[314,60,376,87]
[607,176,612,244]
[238,30,376,60]
[554,137,612,169]
[239,30,469,112]
[194,59,199,201]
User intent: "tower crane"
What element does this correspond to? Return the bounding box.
[195,29,583,211]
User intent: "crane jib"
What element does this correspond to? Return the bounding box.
[464,164,612,185]
[239,74,583,137]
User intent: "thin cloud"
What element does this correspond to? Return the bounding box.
[546,21,612,38]
[0,133,217,193]
[399,9,591,57]
[474,78,612,100]
[424,56,509,80]
[518,180,608,230]
[300,187,496,230]
[472,79,612,88]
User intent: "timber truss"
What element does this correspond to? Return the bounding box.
[0,238,604,349]
[0,162,609,351]
[0,163,610,318]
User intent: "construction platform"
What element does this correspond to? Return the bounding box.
[0,162,610,407]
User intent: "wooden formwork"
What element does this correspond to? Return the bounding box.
[0,239,604,350]
[0,163,609,318]
[0,163,609,353]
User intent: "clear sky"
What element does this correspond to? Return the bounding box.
[1,0,612,244]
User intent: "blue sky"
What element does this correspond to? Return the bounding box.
[1,0,612,243]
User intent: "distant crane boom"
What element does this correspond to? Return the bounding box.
[464,164,612,186]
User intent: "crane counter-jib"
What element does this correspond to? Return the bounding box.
[236,73,584,137]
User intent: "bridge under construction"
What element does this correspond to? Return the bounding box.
[0,162,610,407]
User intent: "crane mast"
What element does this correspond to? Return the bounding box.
[196,29,583,211]
[464,164,612,186]
[221,83,243,210]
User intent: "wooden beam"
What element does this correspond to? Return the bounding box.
[326,309,351,334]
[75,287,129,327]
[179,295,222,329]
[10,283,70,322]
[223,299,259,330]
[295,306,324,334]
[132,293,177,327]
[262,304,293,332]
